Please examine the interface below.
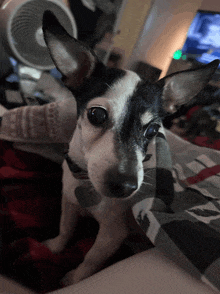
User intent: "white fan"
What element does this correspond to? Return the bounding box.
[0,0,77,70]
[0,0,78,104]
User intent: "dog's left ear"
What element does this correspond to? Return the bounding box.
[43,10,97,88]
[159,60,219,114]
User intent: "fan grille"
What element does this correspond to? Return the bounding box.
[10,0,77,69]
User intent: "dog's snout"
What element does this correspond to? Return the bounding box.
[110,180,137,198]
[106,171,138,198]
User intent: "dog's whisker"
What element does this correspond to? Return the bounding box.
[142,181,153,187]
[144,170,153,175]
[144,172,153,177]
[105,83,112,89]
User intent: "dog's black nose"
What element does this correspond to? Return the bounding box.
[108,176,138,198]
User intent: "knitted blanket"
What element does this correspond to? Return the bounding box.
[0,72,77,164]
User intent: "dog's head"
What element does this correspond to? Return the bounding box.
[43,11,219,199]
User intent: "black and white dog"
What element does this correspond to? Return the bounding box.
[42,11,219,285]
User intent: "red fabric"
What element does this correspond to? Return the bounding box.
[182,165,220,186]
[0,140,96,293]
[184,105,220,150]
[185,105,202,120]
[184,136,220,150]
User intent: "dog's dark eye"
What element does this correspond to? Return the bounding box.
[144,123,160,139]
[87,107,108,126]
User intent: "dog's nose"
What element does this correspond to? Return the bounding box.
[108,176,138,198]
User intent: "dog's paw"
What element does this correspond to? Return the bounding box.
[43,235,67,254]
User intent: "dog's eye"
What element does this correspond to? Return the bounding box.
[144,123,160,139]
[87,107,108,126]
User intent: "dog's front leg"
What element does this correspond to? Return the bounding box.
[62,221,129,285]
[44,160,82,253]
[44,195,81,253]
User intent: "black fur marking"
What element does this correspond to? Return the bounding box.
[65,153,89,179]
[43,11,67,37]
[68,66,126,115]
[75,185,101,207]
[143,154,152,162]
[118,81,163,153]
[65,153,82,173]
[156,132,166,140]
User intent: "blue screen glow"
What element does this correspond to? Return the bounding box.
[182,10,220,67]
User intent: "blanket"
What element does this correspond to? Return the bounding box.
[133,128,220,292]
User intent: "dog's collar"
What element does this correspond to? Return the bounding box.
[64,153,89,180]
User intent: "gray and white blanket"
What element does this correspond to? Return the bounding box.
[133,127,220,292]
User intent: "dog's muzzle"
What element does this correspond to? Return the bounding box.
[105,169,138,198]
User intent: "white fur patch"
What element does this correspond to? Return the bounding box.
[49,40,78,76]
[136,148,144,189]
[141,111,154,125]
[105,70,141,128]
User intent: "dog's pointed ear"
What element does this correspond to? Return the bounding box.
[158,60,219,114]
[43,10,96,88]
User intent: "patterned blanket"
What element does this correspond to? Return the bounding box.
[133,128,220,292]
